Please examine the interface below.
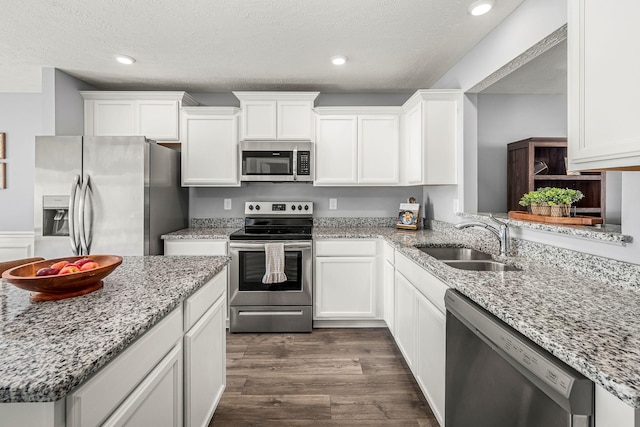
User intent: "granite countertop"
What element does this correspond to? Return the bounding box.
[0,255,229,403]
[313,226,640,409]
[162,227,239,240]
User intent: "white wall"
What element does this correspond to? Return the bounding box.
[0,93,42,231]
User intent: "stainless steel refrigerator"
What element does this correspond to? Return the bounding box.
[34,136,188,258]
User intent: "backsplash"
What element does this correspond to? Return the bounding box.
[313,217,397,228]
[190,218,243,228]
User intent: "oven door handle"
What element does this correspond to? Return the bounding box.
[229,242,312,250]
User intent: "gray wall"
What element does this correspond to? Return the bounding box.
[42,68,96,136]
[190,184,416,219]
[0,93,42,231]
[189,92,412,108]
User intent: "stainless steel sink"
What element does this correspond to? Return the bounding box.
[418,246,492,260]
[442,260,522,272]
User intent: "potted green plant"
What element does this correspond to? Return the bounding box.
[519,190,550,215]
[537,187,584,217]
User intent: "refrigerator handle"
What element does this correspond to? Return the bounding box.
[78,175,92,255]
[69,174,81,255]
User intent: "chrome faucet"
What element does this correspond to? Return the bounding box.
[455,214,510,256]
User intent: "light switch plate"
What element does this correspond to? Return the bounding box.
[329,198,337,210]
[224,199,232,210]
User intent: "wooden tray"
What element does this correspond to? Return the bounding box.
[508,211,603,225]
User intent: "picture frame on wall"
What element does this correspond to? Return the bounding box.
[0,132,5,159]
[0,163,5,189]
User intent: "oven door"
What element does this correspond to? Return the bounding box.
[229,241,312,306]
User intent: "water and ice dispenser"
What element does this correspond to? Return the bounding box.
[42,195,70,236]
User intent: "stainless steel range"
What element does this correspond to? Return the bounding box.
[228,201,313,333]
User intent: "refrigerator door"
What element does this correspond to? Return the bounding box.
[35,136,83,259]
[82,136,148,256]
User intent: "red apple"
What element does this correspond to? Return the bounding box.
[50,260,70,270]
[73,258,94,268]
[36,267,60,277]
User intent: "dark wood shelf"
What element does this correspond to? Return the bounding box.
[507,137,605,217]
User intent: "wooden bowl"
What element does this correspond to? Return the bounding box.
[1,255,122,301]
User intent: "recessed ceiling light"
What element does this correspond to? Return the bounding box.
[115,55,136,65]
[331,55,347,66]
[468,0,494,16]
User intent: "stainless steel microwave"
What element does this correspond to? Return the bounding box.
[240,141,313,182]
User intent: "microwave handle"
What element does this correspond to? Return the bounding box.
[293,147,298,181]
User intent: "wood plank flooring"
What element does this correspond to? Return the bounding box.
[210,328,440,426]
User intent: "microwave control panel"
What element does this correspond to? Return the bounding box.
[298,151,311,175]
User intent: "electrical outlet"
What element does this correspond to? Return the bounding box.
[329,198,338,210]
[224,199,232,210]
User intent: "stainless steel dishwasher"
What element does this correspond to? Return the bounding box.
[445,289,594,427]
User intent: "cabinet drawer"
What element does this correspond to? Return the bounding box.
[67,307,183,427]
[315,240,377,257]
[396,252,448,314]
[184,267,227,331]
[164,240,227,256]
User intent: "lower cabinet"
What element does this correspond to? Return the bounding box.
[393,252,446,426]
[314,240,379,321]
[164,239,228,256]
[64,267,228,427]
[103,344,183,427]
[184,294,226,427]
[382,241,395,334]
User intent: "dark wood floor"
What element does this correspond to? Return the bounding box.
[210,328,440,426]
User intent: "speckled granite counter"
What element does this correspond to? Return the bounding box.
[162,227,238,240]
[0,255,229,403]
[313,225,640,409]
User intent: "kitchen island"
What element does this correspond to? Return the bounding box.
[0,255,229,426]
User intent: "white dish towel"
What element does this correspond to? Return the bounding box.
[262,243,287,284]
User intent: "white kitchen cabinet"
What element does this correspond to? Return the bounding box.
[394,270,417,370]
[415,290,445,425]
[164,239,228,256]
[314,240,379,321]
[401,90,462,185]
[568,1,640,171]
[180,107,240,187]
[81,91,198,144]
[314,115,358,184]
[184,287,226,427]
[381,241,395,334]
[102,344,183,427]
[314,107,401,186]
[595,385,640,427]
[233,92,319,141]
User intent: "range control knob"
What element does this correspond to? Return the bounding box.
[298,205,303,211]
[255,205,261,211]
[291,205,296,210]
[248,205,254,210]
[304,204,309,210]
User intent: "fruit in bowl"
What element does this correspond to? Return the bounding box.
[2,255,122,302]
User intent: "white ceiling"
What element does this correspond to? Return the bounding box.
[2,0,525,93]
[481,39,567,94]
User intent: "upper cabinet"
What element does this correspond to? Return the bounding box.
[401,90,462,185]
[233,92,319,141]
[314,107,401,186]
[81,91,199,144]
[180,107,240,187]
[568,1,640,171]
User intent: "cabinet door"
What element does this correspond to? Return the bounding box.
[568,0,640,170]
[394,271,416,370]
[181,113,239,186]
[138,100,180,141]
[314,115,358,185]
[184,295,226,427]
[404,103,423,185]
[164,239,228,256]
[93,100,137,136]
[241,100,277,140]
[315,257,376,319]
[277,101,314,140]
[103,344,183,427]
[358,115,400,184]
[416,291,445,426]
[423,98,458,185]
[383,260,395,334]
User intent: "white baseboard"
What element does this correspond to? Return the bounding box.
[313,319,388,328]
[0,231,35,262]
